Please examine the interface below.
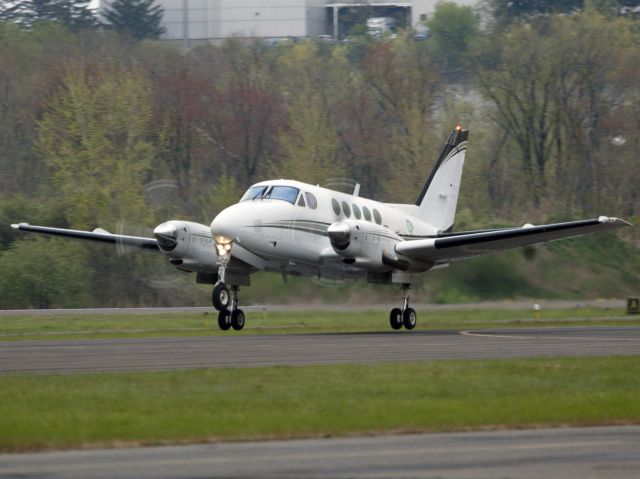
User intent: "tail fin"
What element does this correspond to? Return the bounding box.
[414,126,469,232]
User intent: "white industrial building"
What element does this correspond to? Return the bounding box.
[102,1,477,45]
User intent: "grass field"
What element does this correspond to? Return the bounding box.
[1,307,639,341]
[1,355,639,451]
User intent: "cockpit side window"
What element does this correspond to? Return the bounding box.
[264,186,299,204]
[240,185,267,201]
[297,193,306,207]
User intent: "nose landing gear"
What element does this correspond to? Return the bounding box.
[212,245,245,331]
[214,284,245,331]
[389,283,416,331]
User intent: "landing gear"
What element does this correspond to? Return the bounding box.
[212,282,230,311]
[389,308,403,330]
[389,283,417,331]
[218,310,231,330]
[213,283,245,331]
[230,309,245,331]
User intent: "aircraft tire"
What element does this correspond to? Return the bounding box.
[403,308,417,330]
[390,308,403,330]
[212,282,230,311]
[231,309,245,331]
[218,310,231,331]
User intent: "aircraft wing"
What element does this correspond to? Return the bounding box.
[395,216,631,265]
[10,223,160,252]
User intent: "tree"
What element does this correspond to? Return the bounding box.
[426,1,480,74]
[0,0,97,31]
[36,63,156,229]
[486,0,584,25]
[0,237,92,308]
[359,39,442,202]
[476,25,559,207]
[102,0,165,40]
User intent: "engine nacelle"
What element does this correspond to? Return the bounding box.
[327,220,364,257]
[153,220,217,272]
[327,220,400,271]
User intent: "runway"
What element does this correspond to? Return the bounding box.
[1,326,639,374]
[1,426,638,478]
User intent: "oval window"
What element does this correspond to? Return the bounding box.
[363,206,372,221]
[406,219,413,233]
[342,201,351,217]
[352,204,361,219]
[373,208,382,225]
[332,198,341,216]
[305,192,317,210]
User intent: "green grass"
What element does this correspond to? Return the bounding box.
[0,308,638,341]
[1,356,639,451]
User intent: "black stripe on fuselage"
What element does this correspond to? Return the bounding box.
[253,225,328,237]
[252,224,403,242]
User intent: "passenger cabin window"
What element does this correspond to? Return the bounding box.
[332,198,341,215]
[352,204,361,219]
[305,192,317,210]
[373,208,382,225]
[363,206,372,221]
[240,185,267,201]
[342,201,351,217]
[264,186,299,204]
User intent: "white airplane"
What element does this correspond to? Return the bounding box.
[11,127,630,331]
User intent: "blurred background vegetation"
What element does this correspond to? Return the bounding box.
[0,1,638,308]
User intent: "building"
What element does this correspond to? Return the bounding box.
[102,0,477,45]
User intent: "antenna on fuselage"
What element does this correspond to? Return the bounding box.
[352,183,360,197]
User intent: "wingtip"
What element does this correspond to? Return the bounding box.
[10,222,28,230]
[598,216,632,227]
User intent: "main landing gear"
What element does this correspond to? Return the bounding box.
[212,255,245,331]
[389,283,417,331]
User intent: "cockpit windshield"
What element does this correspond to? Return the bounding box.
[239,185,300,205]
[240,185,268,201]
[264,186,299,204]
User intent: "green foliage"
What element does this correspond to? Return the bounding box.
[0,237,92,309]
[0,195,67,250]
[199,168,244,220]
[0,14,637,308]
[0,0,97,31]
[102,0,165,40]
[36,64,156,229]
[274,42,343,184]
[487,0,585,28]
[426,1,480,72]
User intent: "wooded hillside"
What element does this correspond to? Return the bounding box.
[0,3,638,308]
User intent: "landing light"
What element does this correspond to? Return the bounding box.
[214,235,233,257]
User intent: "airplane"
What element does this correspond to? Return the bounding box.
[11,126,631,331]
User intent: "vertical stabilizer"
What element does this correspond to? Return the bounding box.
[414,127,469,232]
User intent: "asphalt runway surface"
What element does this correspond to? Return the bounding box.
[1,326,639,374]
[1,426,639,478]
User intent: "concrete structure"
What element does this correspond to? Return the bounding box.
[101,1,477,45]
[161,0,328,43]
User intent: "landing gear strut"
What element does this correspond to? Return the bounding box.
[389,283,416,330]
[212,258,245,331]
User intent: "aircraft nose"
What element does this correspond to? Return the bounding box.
[153,222,178,251]
[210,207,236,243]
